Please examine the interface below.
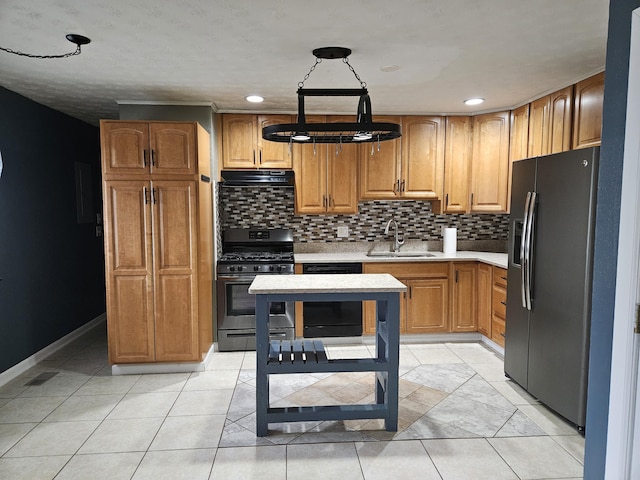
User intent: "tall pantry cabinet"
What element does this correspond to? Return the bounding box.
[100,121,213,364]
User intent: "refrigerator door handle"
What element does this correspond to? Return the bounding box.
[524,191,537,311]
[520,192,532,308]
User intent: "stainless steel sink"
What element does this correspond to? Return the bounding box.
[366,251,435,258]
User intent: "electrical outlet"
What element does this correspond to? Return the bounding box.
[337,226,349,238]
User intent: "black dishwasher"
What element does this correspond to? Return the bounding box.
[301,263,363,337]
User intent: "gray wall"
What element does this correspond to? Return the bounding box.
[584,1,640,478]
[0,87,105,372]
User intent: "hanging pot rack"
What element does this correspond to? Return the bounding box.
[262,47,402,145]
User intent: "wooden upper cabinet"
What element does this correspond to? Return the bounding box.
[293,117,326,213]
[100,121,196,177]
[548,86,573,153]
[510,104,530,162]
[573,72,605,149]
[528,95,550,157]
[101,122,149,175]
[401,116,445,199]
[326,116,358,214]
[359,116,402,199]
[222,114,293,169]
[470,111,511,213]
[222,114,257,168]
[293,116,357,214]
[443,116,472,213]
[527,86,573,157]
[257,115,294,168]
[360,115,443,200]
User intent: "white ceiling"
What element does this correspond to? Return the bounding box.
[0,0,609,126]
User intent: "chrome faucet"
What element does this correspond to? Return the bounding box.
[384,219,405,252]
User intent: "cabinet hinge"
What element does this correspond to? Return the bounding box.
[635,304,640,334]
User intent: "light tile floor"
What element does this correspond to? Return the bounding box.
[0,324,584,479]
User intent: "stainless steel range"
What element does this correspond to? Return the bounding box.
[216,229,295,351]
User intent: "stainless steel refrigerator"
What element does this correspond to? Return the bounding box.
[504,146,599,431]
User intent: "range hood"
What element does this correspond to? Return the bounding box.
[220,170,294,186]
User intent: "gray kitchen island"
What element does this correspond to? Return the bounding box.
[248,273,406,437]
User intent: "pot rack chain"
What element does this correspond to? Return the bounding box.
[297,56,367,89]
[0,34,90,59]
[0,44,83,59]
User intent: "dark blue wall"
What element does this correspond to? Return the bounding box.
[0,87,105,373]
[585,1,640,478]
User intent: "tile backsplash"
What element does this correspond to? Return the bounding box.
[218,185,509,246]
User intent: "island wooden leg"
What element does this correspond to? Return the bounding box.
[383,294,400,431]
[255,295,269,436]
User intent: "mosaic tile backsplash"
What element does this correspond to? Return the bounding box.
[218,185,509,245]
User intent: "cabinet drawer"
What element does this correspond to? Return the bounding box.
[493,267,508,287]
[492,284,507,319]
[491,317,506,347]
[364,262,449,277]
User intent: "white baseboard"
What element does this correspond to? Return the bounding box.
[111,343,216,375]
[0,313,107,387]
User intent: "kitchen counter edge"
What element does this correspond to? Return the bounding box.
[294,251,508,269]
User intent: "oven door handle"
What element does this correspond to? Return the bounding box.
[217,276,255,282]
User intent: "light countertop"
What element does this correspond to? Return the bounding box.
[294,251,508,269]
[248,273,407,294]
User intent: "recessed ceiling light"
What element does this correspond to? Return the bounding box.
[380,65,400,72]
[464,98,485,106]
[245,95,264,103]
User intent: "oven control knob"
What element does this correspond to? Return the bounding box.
[229,266,236,272]
[253,265,259,272]
[278,265,286,272]
[237,266,243,272]
[269,265,275,272]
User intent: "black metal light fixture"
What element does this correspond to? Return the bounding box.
[262,47,401,145]
[0,34,91,59]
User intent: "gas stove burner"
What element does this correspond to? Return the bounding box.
[218,252,294,264]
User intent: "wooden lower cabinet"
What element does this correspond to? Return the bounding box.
[406,278,449,333]
[476,263,493,336]
[450,262,477,332]
[491,267,508,347]
[362,261,506,341]
[363,262,449,334]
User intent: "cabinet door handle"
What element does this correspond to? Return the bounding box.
[329,195,334,208]
[143,186,149,204]
[253,151,256,165]
[152,188,157,204]
[323,195,327,208]
[500,300,507,306]
[401,179,405,192]
[470,192,474,206]
[455,270,459,283]
[143,150,148,167]
[445,193,449,208]
[259,150,262,164]
[150,150,155,166]
[409,286,413,299]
